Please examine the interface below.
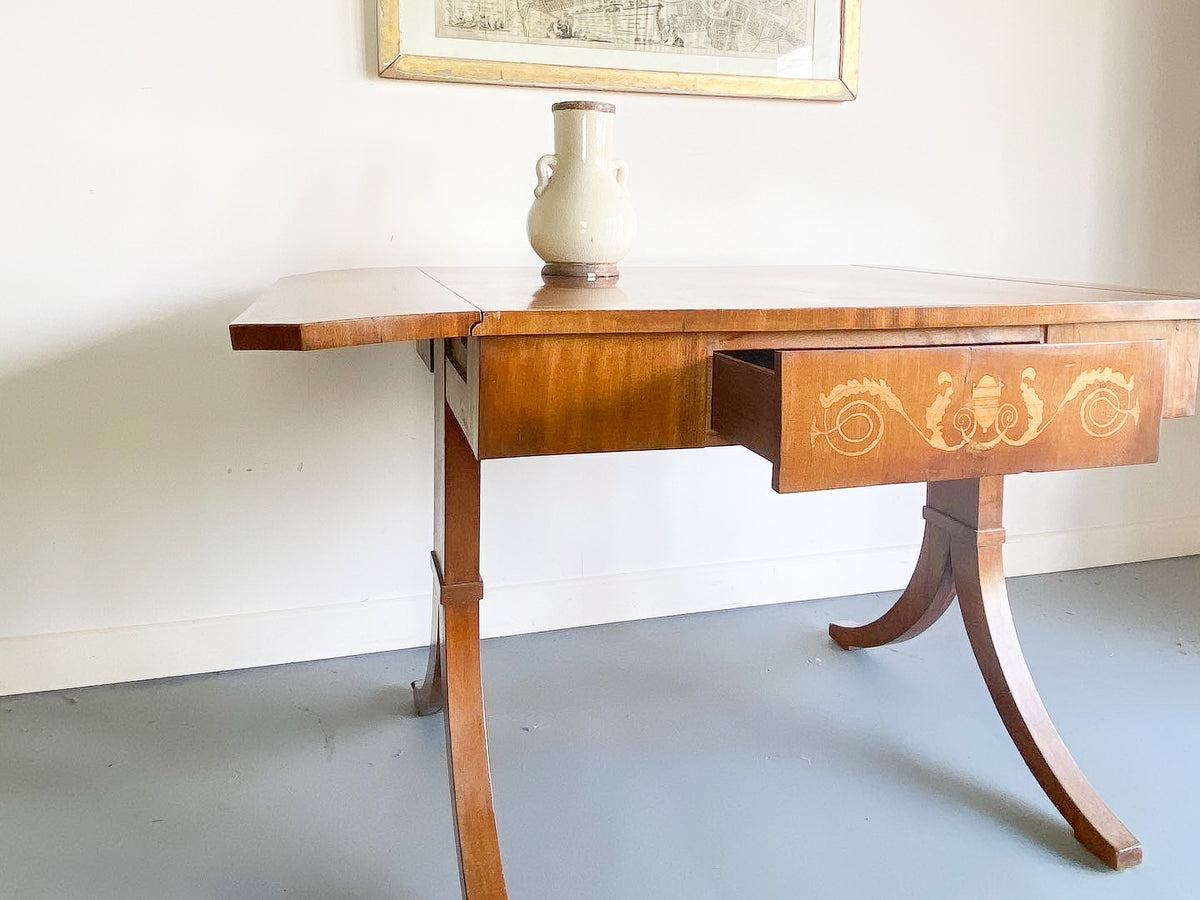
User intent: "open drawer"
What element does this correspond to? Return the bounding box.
[711,341,1166,493]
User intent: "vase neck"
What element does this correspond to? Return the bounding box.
[553,109,615,166]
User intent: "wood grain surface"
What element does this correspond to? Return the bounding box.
[426,267,1200,336]
[229,268,480,350]
[713,341,1167,493]
[1047,320,1200,417]
[230,267,1200,351]
[475,334,710,458]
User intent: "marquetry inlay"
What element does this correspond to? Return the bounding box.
[810,367,1140,458]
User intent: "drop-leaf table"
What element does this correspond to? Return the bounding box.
[232,266,1200,898]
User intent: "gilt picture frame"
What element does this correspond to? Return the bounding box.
[377,0,860,100]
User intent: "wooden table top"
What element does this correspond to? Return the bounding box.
[229,266,1200,350]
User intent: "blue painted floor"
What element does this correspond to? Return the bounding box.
[2,556,1198,899]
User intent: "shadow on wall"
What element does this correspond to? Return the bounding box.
[0,299,438,640]
[1094,1,1200,288]
[360,0,379,79]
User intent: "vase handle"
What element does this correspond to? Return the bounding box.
[534,155,557,198]
[614,159,629,194]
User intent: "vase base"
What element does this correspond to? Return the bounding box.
[541,263,620,286]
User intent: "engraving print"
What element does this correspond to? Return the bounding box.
[810,367,1140,458]
[437,0,814,59]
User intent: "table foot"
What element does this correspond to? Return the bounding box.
[829,511,956,649]
[830,476,1141,870]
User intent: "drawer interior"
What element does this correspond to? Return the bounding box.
[719,348,777,370]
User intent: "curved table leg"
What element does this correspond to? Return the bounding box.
[939,477,1140,869]
[441,598,507,898]
[412,596,445,716]
[416,341,507,899]
[829,516,956,649]
[952,530,1141,869]
[830,476,1141,869]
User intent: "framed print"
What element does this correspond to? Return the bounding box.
[378,0,860,100]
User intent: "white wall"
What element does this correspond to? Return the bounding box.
[2,0,1198,695]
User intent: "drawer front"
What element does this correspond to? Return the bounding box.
[476,334,710,458]
[713,341,1166,493]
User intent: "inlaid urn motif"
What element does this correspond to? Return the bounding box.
[970,376,1003,430]
[527,101,637,285]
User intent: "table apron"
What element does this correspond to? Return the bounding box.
[441,330,1186,482]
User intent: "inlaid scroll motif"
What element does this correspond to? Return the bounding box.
[809,367,1140,457]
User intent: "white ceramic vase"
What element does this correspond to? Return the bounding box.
[527,101,637,282]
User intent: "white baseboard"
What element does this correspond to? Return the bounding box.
[2,516,1198,697]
